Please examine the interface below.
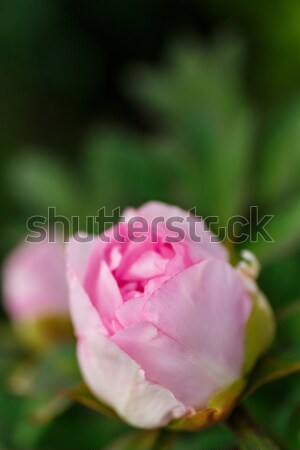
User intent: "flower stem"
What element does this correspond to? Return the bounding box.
[151,429,178,450]
[228,407,281,450]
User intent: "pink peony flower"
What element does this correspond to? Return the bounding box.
[67,201,274,429]
[2,236,69,321]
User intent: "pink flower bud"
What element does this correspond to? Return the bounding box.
[2,236,69,321]
[66,202,275,429]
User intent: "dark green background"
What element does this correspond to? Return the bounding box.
[0,1,300,448]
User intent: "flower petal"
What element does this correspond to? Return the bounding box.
[123,201,227,262]
[67,234,96,282]
[140,259,251,408]
[91,261,123,332]
[123,250,169,280]
[112,321,233,408]
[77,330,187,429]
[3,239,68,320]
[67,270,107,337]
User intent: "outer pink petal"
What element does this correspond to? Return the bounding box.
[77,330,188,429]
[136,259,251,408]
[67,234,107,335]
[67,270,107,337]
[67,234,97,282]
[112,321,232,408]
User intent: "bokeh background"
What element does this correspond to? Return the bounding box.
[1,1,300,449]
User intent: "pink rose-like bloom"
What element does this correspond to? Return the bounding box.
[2,237,69,321]
[67,202,265,429]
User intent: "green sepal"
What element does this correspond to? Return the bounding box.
[243,290,276,375]
[168,378,245,431]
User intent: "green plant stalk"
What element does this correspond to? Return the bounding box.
[228,407,281,450]
[151,429,178,450]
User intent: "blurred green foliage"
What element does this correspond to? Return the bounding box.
[0,1,300,449]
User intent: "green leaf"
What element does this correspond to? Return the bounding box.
[129,38,245,126]
[37,406,129,450]
[243,350,300,399]
[8,341,81,428]
[288,406,300,450]
[83,130,167,214]
[258,98,300,203]
[244,371,300,446]
[277,299,300,345]
[24,342,81,397]
[6,152,80,218]
[248,198,300,263]
[128,38,254,224]
[0,324,25,449]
